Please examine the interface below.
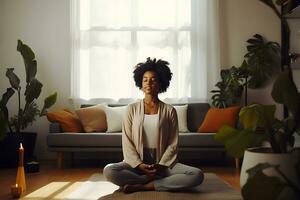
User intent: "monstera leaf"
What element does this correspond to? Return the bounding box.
[245,34,281,89]
[211,67,244,108]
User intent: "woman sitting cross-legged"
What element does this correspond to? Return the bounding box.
[103,57,204,193]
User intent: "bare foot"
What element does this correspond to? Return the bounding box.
[123,184,143,193]
[123,182,154,193]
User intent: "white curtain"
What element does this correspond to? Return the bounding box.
[71,0,220,103]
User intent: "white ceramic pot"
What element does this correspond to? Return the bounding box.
[240,147,300,188]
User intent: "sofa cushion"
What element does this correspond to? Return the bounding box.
[81,102,210,133]
[174,105,189,132]
[47,132,223,147]
[198,106,241,133]
[178,132,223,147]
[75,104,107,132]
[47,132,122,147]
[104,105,127,132]
[46,109,83,132]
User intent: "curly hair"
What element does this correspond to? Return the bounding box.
[133,57,173,93]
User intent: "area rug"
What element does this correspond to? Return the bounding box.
[22,173,242,200]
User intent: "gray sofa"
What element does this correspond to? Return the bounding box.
[47,103,226,168]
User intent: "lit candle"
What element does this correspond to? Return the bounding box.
[16,143,26,192]
[11,183,22,198]
[19,143,24,166]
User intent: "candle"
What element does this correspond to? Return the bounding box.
[19,143,24,166]
[16,143,26,192]
[11,183,22,198]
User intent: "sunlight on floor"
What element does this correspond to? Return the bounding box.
[20,175,119,200]
[21,181,84,200]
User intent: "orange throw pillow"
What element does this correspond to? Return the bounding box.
[47,109,83,132]
[197,106,241,133]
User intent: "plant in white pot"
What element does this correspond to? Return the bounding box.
[0,40,57,167]
[215,67,300,199]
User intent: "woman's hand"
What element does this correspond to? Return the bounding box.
[138,163,157,174]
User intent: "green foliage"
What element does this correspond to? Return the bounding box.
[10,103,40,130]
[239,104,276,130]
[215,124,266,158]
[272,71,300,119]
[242,163,287,200]
[215,71,300,155]
[40,92,58,116]
[0,40,57,139]
[211,67,244,108]
[211,34,280,108]
[242,163,300,200]
[245,34,281,88]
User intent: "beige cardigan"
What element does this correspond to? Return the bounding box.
[122,100,179,168]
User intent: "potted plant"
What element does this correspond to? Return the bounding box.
[215,66,300,199]
[0,40,57,167]
[211,34,280,108]
[215,1,300,199]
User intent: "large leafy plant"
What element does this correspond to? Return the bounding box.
[0,40,57,139]
[215,69,300,157]
[211,34,280,108]
[214,1,300,199]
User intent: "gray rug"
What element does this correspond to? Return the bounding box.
[65,173,242,200]
[22,173,241,200]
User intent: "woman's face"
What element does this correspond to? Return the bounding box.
[142,71,160,95]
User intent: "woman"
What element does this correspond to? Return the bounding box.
[104,58,204,193]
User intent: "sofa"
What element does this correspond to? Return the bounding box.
[47,103,227,168]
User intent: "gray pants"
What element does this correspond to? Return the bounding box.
[103,162,204,191]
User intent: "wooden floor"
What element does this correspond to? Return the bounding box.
[0,160,240,200]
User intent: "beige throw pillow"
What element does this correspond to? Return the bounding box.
[75,104,107,132]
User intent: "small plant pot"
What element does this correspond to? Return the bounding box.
[0,132,37,168]
[25,161,40,173]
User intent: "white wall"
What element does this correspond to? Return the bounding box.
[0,0,297,159]
[0,0,71,159]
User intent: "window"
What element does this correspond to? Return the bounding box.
[71,0,219,102]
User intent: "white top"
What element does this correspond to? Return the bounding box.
[143,114,159,148]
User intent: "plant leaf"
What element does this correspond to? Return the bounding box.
[0,108,8,141]
[5,68,20,90]
[10,103,40,131]
[245,34,281,89]
[40,92,57,116]
[215,125,265,158]
[242,163,286,200]
[239,104,276,130]
[17,40,37,83]
[271,71,300,118]
[0,88,15,108]
[239,105,260,130]
[24,78,43,105]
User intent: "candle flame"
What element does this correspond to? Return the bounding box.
[16,183,18,187]
[20,143,23,149]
